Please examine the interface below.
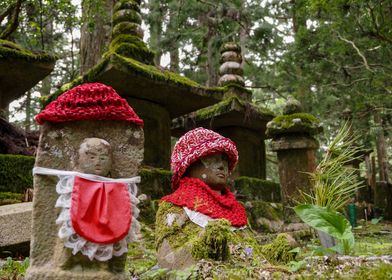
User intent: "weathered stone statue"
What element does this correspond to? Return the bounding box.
[155,128,262,269]
[26,83,144,280]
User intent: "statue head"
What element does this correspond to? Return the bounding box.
[75,137,112,176]
[186,153,229,192]
[171,128,238,190]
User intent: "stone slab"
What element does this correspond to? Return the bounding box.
[0,202,32,255]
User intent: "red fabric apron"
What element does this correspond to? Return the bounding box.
[71,176,132,244]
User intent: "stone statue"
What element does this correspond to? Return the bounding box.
[26,83,144,280]
[155,128,262,269]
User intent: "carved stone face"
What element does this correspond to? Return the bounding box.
[76,138,112,176]
[187,153,229,191]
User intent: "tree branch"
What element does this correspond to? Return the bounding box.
[0,0,23,39]
[337,34,374,72]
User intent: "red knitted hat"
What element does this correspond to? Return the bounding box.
[171,127,238,190]
[35,83,143,126]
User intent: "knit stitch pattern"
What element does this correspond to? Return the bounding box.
[171,127,238,190]
[35,83,144,126]
[161,177,247,227]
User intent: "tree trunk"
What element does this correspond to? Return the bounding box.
[206,11,218,87]
[168,8,179,72]
[79,0,113,75]
[25,90,31,132]
[148,0,164,66]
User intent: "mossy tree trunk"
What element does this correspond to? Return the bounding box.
[168,8,179,72]
[79,0,113,75]
[205,11,218,87]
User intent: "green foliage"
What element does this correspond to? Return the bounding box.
[300,122,364,211]
[0,154,34,193]
[294,204,355,255]
[0,192,23,205]
[0,257,29,279]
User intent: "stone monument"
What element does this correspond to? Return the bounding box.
[172,42,274,179]
[26,83,144,280]
[266,96,322,219]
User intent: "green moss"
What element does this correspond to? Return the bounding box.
[260,233,296,264]
[266,112,322,138]
[112,22,142,38]
[191,219,231,261]
[223,83,252,96]
[0,154,34,193]
[139,168,171,199]
[113,9,142,25]
[110,53,202,88]
[0,40,56,62]
[110,42,154,65]
[113,0,140,13]
[194,96,274,122]
[351,263,392,280]
[235,176,281,202]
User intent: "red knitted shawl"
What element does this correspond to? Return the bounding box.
[161,177,247,227]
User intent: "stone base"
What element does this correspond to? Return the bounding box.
[26,268,128,280]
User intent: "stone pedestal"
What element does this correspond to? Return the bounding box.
[26,121,144,280]
[271,136,318,206]
[217,127,266,178]
[127,97,170,169]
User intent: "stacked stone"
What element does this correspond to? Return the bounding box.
[110,0,154,64]
[218,43,245,87]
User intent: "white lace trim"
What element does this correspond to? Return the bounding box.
[183,207,246,231]
[34,167,141,261]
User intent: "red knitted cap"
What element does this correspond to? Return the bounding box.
[35,83,143,126]
[171,127,238,190]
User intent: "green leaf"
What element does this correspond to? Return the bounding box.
[294,204,354,250]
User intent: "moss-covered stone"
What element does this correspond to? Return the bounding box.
[235,176,281,202]
[245,201,284,232]
[0,154,34,193]
[194,96,273,122]
[155,201,265,267]
[266,112,322,138]
[112,9,142,26]
[0,39,56,62]
[112,22,143,39]
[113,0,140,13]
[260,233,296,264]
[139,168,171,199]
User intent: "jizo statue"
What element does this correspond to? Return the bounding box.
[26,83,144,280]
[155,128,263,269]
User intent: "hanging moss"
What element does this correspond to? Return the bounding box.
[0,40,56,62]
[266,112,322,138]
[260,233,296,264]
[0,154,34,193]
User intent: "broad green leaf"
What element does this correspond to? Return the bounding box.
[294,204,354,244]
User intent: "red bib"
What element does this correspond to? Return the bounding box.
[71,176,131,244]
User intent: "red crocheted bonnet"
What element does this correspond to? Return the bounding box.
[35,83,143,126]
[171,127,238,190]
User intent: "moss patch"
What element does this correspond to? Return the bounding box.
[260,233,296,264]
[235,176,281,202]
[0,154,34,193]
[266,112,322,138]
[194,96,273,122]
[192,219,231,261]
[0,39,56,62]
[139,168,171,199]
